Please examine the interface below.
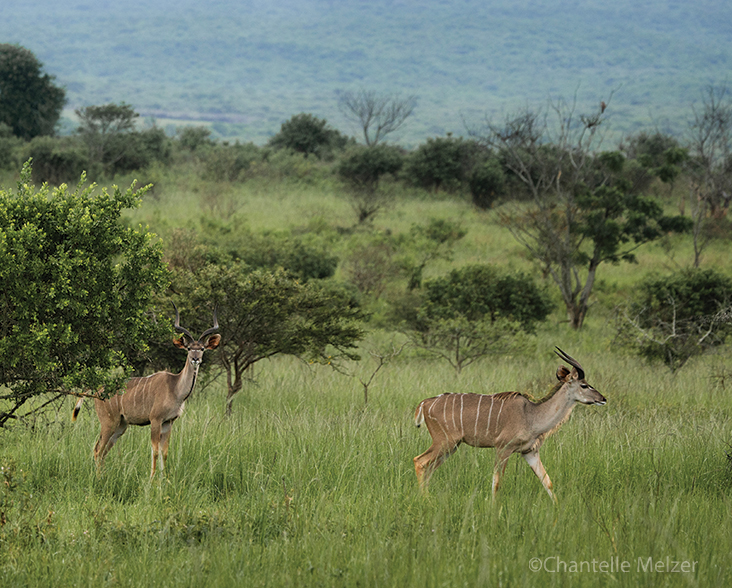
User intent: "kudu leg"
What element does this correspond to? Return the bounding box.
[159,421,174,472]
[150,420,163,478]
[414,442,458,492]
[523,450,557,504]
[94,420,128,469]
[491,450,512,500]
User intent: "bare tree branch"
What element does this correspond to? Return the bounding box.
[338,89,416,145]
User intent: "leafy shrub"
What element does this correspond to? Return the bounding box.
[202,142,262,182]
[405,136,485,193]
[109,127,172,175]
[23,136,87,184]
[0,162,169,425]
[400,264,553,371]
[616,268,732,371]
[469,157,505,209]
[337,144,404,192]
[177,126,215,151]
[0,122,23,170]
[268,113,349,160]
[420,264,553,332]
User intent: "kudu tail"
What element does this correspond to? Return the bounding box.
[414,400,426,428]
[72,397,84,422]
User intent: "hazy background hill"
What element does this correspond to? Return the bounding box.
[2,0,731,145]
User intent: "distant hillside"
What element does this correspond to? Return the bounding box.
[2,0,731,145]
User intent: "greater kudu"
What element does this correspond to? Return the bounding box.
[72,306,220,477]
[413,348,606,502]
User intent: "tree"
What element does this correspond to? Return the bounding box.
[686,86,732,266]
[469,157,506,209]
[0,161,169,426]
[171,263,364,415]
[474,99,690,329]
[268,113,348,159]
[615,269,732,372]
[405,135,476,193]
[399,218,467,290]
[337,144,404,223]
[75,103,139,175]
[338,89,416,146]
[402,265,553,372]
[0,44,66,140]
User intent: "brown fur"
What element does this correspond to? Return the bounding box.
[73,332,220,478]
[413,351,606,502]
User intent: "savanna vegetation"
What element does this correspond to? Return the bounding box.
[2,43,732,587]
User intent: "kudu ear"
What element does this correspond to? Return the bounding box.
[173,336,187,349]
[556,365,571,381]
[205,334,221,350]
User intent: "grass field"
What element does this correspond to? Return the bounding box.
[2,173,731,587]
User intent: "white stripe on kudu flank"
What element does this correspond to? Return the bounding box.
[475,395,483,438]
[460,395,464,437]
[496,397,506,427]
[486,396,495,435]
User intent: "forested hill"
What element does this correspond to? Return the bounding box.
[2,0,731,144]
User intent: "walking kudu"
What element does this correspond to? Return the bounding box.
[72,306,220,478]
[413,348,606,502]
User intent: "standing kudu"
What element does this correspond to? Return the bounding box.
[413,348,606,502]
[72,306,220,478]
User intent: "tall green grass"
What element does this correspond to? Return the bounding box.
[2,343,731,587]
[3,172,731,586]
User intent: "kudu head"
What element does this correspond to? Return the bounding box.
[554,347,606,406]
[172,304,221,367]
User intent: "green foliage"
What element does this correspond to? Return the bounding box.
[469,157,505,209]
[402,264,553,371]
[268,113,349,160]
[337,144,405,223]
[337,144,404,192]
[21,136,86,185]
[0,44,65,140]
[421,265,553,332]
[616,268,732,371]
[175,219,339,282]
[405,136,482,192]
[399,218,467,290]
[172,263,364,413]
[176,126,215,152]
[0,123,23,171]
[74,103,172,178]
[201,142,262,182]
[238,234,339,282]
[0,161,169,426]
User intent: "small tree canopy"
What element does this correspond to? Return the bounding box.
[0,44,66,140]
[172,262,364,415]
[0,161,169,426]
[402,264,553,372]
[616,268,732,372]
[268,113,348,159]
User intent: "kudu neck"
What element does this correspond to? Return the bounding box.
[528,382,577,433]
[175,354,201,399]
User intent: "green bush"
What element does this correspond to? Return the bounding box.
[337,144,404,192]
[421,264,553,332]
[469,157,505,209]
[268,113,349,160]
[0,161,169,425]
[405,136,484,193]
[616,268,732,371]
[400,264,553,371]
[202,142,262,182]
[0,122,23,170]
[23,136,87,185]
